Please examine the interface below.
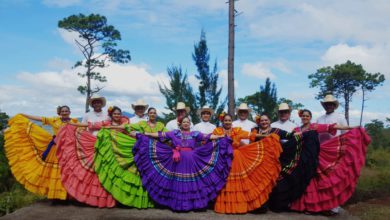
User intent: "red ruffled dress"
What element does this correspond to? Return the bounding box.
[55,118,128,208]
[290,124,371,212]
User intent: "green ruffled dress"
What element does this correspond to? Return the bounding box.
[94,121,166,208]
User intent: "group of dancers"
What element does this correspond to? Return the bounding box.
[3,94,371,215]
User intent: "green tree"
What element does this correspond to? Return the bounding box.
[58,13,131,112]
[309,60,365,124]
[365,119,390,149]
[0,111,14,192]
[277,98,304,111]
[159,66,198,123]
[238,78,278,121]
[359,72,385,125]
[192,30,226,122]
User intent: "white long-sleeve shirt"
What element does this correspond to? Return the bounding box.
[193,121,216,134]
[81,110,110,136]
[316,111,348,143]
[233,119,257,144]
[271,120,297,133]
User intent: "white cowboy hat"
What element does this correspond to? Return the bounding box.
[88,94,106,107]
[197,105,214,116]
[174,102,190,113]
[131,99,149,111]
[236,103,252,113]
[278,103,292,112]
[321,94,339,109]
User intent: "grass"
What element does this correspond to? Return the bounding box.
[0,184,43,216]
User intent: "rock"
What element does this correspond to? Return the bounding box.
[1,200,358,220]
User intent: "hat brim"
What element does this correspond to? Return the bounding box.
[278,108,292,112]
[197,108,214,116]
[175,107,190,113]
[131,104,149,112]
[236,108,252,113]
[321,101,339,110]
[89,97,106,108]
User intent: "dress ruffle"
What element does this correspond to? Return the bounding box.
[133,134,233,211]
[290,128,370,212]
[4,114,66,199]
[94,128,154,208]
[214,134,282,213]
[269,130,320,212]
[55,125,115,208]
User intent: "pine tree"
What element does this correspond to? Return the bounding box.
[159,66,199,123]
[192,30,225,123]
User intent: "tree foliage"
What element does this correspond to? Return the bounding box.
[192,30,226,123]
[359,72,385,125]
[238,78,278,120]
[309,60,381,124]
[159,66,198,123]
[365,119,390,149]
[58,13,131,112]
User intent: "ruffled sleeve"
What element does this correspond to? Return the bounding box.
[41,117,56,126]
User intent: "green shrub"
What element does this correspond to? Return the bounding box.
[0,184,43,216]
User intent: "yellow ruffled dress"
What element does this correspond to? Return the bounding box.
[4,114,77,199]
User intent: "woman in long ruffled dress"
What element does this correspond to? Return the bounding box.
[253,114,321,212]
[212,113,283,214]
[94,107,164,208]
[132,116,233,211]
[289,109,371,215]
[4,106,77,200]
[55,106,127,207]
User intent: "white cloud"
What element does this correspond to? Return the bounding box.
[42,0,81,7]
[0,61,169,117]
[241,62,276,79]
[239,1,390,44]
[322,43,390,77]
[57,28,86,50]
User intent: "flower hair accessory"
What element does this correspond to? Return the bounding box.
[218,111,226,122]
[255,114,261,124]
[107,106,114,115]
[298,109,304,117]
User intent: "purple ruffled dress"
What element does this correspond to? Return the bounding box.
[133,130,233,211]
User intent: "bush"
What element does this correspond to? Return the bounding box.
[0,184,43,216]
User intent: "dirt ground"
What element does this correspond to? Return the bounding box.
[0,200,358,220]
[344,197,390,220]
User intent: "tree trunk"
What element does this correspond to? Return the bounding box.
[227,0,235,115]
[360,88,365,126]
[344,93,350,125]
[85,67,91,113]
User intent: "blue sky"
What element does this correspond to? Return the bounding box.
[1,0,389,125]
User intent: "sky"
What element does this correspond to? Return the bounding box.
[0,0,389,125]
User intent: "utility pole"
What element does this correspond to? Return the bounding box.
[227,0,235,115]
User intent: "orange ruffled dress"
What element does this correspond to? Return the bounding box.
[213,127,283,213]
[4,114,77,199]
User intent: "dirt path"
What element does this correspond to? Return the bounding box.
[344,197,390,220]
[1,200,357,220]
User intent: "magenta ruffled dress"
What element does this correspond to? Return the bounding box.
[290,125,370,212]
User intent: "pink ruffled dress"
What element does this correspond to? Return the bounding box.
[55,118,128,208]
[290,124,371,212]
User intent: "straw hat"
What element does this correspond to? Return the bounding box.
[236,103,252,113]
[197,105,214,115]
[278,103,292,112]
[88,94,106,107]
[321,94,339,109]
[174,102,190,113]
[131,99,149,111]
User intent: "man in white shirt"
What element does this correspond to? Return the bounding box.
[81,94,110,135]
[316,94,348,143]
[166,102,194,131]
[193,106,216,134]
[271,103,297,132]
[130,99,149,124]
[233,103,257,144]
